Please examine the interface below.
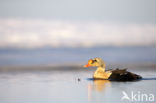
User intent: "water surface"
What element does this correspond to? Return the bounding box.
[0,65,156,103]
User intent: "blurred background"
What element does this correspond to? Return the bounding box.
[0,0,156,66]
[0,1,156,103]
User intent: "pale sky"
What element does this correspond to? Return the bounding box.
[0,0,156,48]
[0,0,156,23]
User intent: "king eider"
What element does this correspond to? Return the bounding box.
[84,58,142,81]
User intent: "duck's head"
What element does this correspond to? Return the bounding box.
[84,57,105,68]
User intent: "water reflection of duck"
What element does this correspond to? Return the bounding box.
[93,80,110,91]
[84,58,142,81]
[88,80,111,102]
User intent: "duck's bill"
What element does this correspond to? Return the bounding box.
[84,59,93,68]
[83,64,91,67]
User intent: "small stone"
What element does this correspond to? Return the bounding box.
[78,78,81,81]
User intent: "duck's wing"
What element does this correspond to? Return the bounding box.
[108,69,142,81]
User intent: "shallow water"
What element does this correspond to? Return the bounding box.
[0,66,156,103]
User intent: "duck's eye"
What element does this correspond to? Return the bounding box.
[92,60,97,64]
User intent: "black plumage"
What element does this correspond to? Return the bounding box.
[108,69,142,81]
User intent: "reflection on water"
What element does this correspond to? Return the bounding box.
[93,80,111,92]
[88,80,111,102]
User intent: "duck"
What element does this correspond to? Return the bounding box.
[84,57,142,81]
